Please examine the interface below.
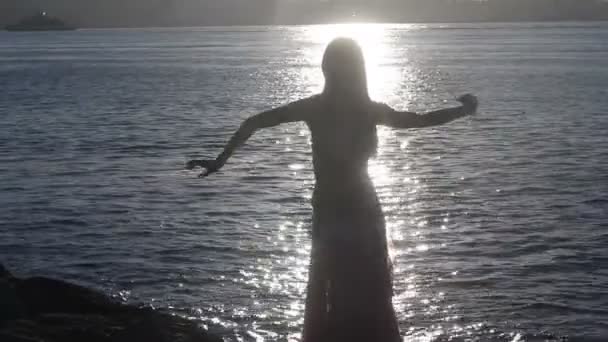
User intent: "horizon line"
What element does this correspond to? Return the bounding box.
[6,19,606,31]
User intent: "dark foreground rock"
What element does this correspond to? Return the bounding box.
[0,264,222,342]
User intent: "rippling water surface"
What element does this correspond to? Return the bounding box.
[1,22,607,341]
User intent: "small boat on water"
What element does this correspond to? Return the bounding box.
[5,12,75,31]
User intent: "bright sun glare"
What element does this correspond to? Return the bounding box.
[302,23,403,99]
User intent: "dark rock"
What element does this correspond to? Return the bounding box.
[0,264,12,279]
[0,266,26,326]
[0,265,222,342]
[16,276,123,316]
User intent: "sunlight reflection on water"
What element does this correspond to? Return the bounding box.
[4,22,605,342]
[227,24,470,341]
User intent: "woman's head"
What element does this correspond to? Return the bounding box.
[322,38,369,100]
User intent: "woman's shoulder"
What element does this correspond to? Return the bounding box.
[369,100,393,113]
[284,94,324,121]
[283,94,322,110]
[296,94,323,106]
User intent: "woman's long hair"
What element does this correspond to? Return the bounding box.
[320,38,378,157]
[321,38,370,102]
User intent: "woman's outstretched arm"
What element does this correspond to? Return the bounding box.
[186,97,314,177]
[376,94,478,129]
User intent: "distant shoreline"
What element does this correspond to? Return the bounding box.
[4,19,607,31]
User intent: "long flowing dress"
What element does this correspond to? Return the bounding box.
[301,96,401,342]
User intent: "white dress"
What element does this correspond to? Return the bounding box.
[301,96,401,342]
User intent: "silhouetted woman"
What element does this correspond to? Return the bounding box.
[187,38,477,342]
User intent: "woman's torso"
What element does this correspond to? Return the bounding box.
[304,95,378,187]
[304,95,386,242]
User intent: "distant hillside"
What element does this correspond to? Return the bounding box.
[2,0,608,28]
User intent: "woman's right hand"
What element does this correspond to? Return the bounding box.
[185,159,222,177]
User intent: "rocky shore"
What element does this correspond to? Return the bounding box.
[0,264,222,342]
